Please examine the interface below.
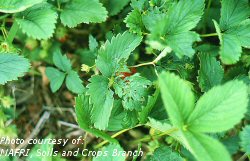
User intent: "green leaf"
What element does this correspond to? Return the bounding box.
[124,9,144,35]
[213,20,242,65]
[93,144,126,161]
[226,19,250,48]
[96,31,142,77]
[53,50,72,72]
[0,0,43,13]
[166,31,200,58]
[103,0,130,16]
[149,146,183,161]
[89,35,98,51]
[181,132,231,161]
[149,0,204,57]
[198,53,224,92]
[75,94,118,143]
[45,67,65,93]
[139,88,160,124]
[214,1,250,64]
[15,3,58,40]
[142,8,165,31]
[158,72,195,128]
[60,0,108,28]
[222,136,240,155]
[163,0,205,34]
[148,118,172,132]
[75,94,92,129]
[187,80,248,133]
[0,53,30,85]
[219,34,242,64]
[122,110,138,128]
[240,125,250,154]
[220,0,250,30]
[114,74,151,111]
[131,0,148,11]
[87,75,114,130]
[107,100,126,131]
[66,70,85,94]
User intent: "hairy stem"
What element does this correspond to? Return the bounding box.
[94,124,143,149]
[200,33,218,37]
[237,153,248,161]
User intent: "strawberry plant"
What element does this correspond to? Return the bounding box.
[0,0,249,161]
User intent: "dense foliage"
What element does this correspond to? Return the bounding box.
[0,0,249,161]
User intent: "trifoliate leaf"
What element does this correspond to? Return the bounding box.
[0,53,30,85]
[66,70,85,94]
[198,53,224,92]
[87,75,114,130]
[181,131,231,161]
[114,74,151,111]
[15,3,58,40]
[214,1,250,64]
[149,0,204,57]
[149,146,183,161]
[103,0,130,16]
[187,80,248,133]
[45,67,65,93]
[220,0,250,30]
[240,125,250,154]
[60,0,108,28]
[53,50,72,72]
[158,72,195,128]
[96,31,142,77]
[0,0,43,13]
[93,144,125,161]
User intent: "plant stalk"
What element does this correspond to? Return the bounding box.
[200,33,218,37]
[94,124,143,149]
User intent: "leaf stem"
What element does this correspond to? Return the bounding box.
[207,0,212,10]
[94,124,143,149]
[57,0,61,10]
[0,14,10,20]
[130,47,172,68]
[200,33,218,37]
[237,153,248,161]
[7,21,19,44]
[130,127,178,145]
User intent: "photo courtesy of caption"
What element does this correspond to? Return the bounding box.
[0,136,143,157]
